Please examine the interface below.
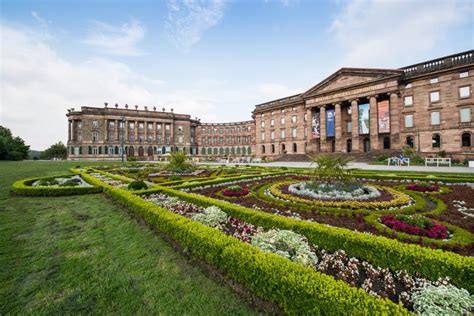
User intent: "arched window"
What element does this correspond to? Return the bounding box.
[346,139,352,153]
[129,146,135,156]
[207,147,212,155]
[114,146,119,155]
[231,147,235,155]
[104,146,108,154]
[293,143,297,153]
[219,147,224,155]
[88,146,92,155]
[432,134,441,148]
[201,147,206,155]
[225,147,229,156]
[247,146,251,155]
[406,136,414,148]
[213,148,218,155]
[462,133,471,147]
[261,145,265,154]
[242,147,246,155]
[383,136,391,150]
[281,143,286,153]
[236,147,241,155]
[271,144,275,153]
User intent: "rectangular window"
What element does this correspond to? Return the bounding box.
[304,113,307,122]
[178,136,183,143]
[270,119,274,126]
[405,83,412,88]
[460,107,471,123]
[281,117,285,124]
[261,132,265,141]
[459,86,470,98]
[460,71,469,78]
[129,122,135,129]
[280,130,285,139]
[347,106,352,115]
[405,114,414,128]
[347,121,352,133]
[148,123,153,130]
[261,121,265,128]
[271,131,275,140]
[292,127,297,138]
[157,124,162,130]
[92,121,98,128]
[138,122,144,129]
[92,131,98,142]
[430,78,439,84]
[304,126,307,137]
[165,124,170,131]
[292,115,297,123]
[404,95,413,106]
[430,91,440,103]
[430,111,440,125]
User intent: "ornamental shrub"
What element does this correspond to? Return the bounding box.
[127,180,148,191]
[191,206,228,228]
[251,229,318,268]
[412,284,474,315]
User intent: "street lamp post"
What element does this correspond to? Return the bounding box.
[121,116,125,163]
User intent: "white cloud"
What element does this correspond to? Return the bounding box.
[257,83,301,100]
[330,0,472,67]
[164,0,227,52]
[0,24,218,150]
[83,19,145,56]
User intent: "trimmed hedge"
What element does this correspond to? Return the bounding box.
[157,187,474,293]
[76,170,409,314]
[11,174,102,196]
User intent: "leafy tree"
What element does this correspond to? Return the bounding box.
[164,151,194,173]
[41,141,68,160]
[0,126,29,160]
[309,154,353,182]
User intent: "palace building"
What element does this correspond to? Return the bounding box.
[67,50,473,161]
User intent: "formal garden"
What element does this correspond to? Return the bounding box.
[6,154,474,315]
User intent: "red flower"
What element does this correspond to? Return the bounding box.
[380,214,448,239]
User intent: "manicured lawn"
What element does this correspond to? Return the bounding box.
[0,161,257,315]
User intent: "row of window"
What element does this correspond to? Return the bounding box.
[70,145,195,156]
[201,135,252,145]
[404,132,472,149]
[260,114,307,128]
[201,126,252,134]
[261,106,300,118]
[200,146,252,156]
[404,107,471,128]
[403,85,471,106]
[261,143,299,154]
[261,127,306,141]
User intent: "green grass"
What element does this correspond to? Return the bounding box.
[0,161,258,315]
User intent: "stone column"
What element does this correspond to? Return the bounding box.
[144,121,148,143]
[351,100,360,152]
[115,120,119,141]
[305,108,314,154]
[135,120,138,143]
[104,120,108,142]
[153,122,157,143]
[389,92,400,149]
[369,95,379,150]
[68,120,72,141]
[125,121,129,141]
[320,106,327,152]
[335,103,342,152]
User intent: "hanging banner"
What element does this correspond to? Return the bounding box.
[377,100,390,133]
[358,103,370,134]
[326,109,335,137]
[312,111,320,138]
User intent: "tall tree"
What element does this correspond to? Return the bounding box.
[41,141,68,160]
[0,126,30,160]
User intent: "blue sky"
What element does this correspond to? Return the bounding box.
[1,0,473,149]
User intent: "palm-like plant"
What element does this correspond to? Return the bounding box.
[309,154,353,182]
[164,151,193,173]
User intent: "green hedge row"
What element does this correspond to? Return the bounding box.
[11,174,102,196]
[75,170,409,314]
[156,187,474,293]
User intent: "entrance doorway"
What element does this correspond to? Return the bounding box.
[363,138,370,152]
[346,139,352,153]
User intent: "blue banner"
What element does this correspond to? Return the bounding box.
[358,103,370,134]
[326,109,335,137]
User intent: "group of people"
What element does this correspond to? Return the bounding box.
[390,153,410,166]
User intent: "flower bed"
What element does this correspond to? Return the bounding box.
[143,193,472,313]
[406,183,440,192]
[221,185,250,197]
[380,214,449,239]
[11,174,102,196]
[288,181,381,200]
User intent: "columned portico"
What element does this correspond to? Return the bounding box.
[320,106,326,152]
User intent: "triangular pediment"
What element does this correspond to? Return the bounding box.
[302,68,403,98]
